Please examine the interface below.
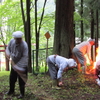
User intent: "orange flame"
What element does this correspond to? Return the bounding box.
[93,46,100,69]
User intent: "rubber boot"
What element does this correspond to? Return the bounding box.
[82,66,86,74]
[52,80,61,89]
[9,83,15,93]
[5,83,15,96]
[18,86,25,99]
[5,82,15,96]
[82,66,89,74]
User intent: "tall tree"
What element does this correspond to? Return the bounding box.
[53,0,75,58]
[20,0,27,41]
[20,0,32,72]
[90,9,94,39]
[80,0,83,42]
[26,0,32,72]
[35,0,47,71]
[96,9,99,47]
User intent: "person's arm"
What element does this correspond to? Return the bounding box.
[5,41,12,60]
[57,67,63,81]
[57,63,68,86]
[87,44,93,64]
[87,52,91,60]
[57,68,64,86]
[14,43,28,71]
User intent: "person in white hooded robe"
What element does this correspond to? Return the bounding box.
[47,55,77,89]
[5,31,28,99]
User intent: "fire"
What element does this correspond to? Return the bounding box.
[93,44,100,69]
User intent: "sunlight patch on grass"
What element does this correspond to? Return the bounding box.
[0,71,10,77]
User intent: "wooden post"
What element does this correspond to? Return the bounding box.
[44,32,51,73]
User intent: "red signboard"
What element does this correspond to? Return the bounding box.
[45,32,51,39]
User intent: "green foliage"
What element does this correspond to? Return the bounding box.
[74,0,98,39]
[0,0,55,49]
[0,0,25,44]
[32,47,53,73]
[74,12,81,22]
[84,0,100,10]
[0,0,23,28]
[0,0,99,46]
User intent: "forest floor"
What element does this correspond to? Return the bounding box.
[0,67,100,100]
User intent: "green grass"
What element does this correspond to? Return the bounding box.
[0,68,100,100]
[0,71,10,77]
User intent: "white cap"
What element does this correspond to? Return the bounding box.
[67,59,77,67]
[12,31,23,38]
[87,38,95,42]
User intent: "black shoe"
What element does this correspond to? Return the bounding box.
[5,91,14,95]
[17,94,24,99]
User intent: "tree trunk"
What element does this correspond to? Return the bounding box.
[35,0,47,71]
[20,0,32,72]
[26,0,32,72]
[90,9,94,39]
[90,9,95,61]
[93,9,99,61]
[20,0,27,41]
[35,0,39,71]
[80,0,83,42]
[96,10,99,48]
[53,0,74,58]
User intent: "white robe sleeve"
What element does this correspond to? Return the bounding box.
[57,63,68,81]
[16,43,28,70]
[6,46,11,56]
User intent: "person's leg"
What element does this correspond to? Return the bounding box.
[81,57,89,74]
[82,65,87,74]
[72,48,83,72]
[73,49,87,74]
[47,57,57,80]
[77,63,82,72]
[18,68,27,99]
[6,67,17,95]
[47,57,60,89]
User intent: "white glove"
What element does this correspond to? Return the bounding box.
[98,75,100,77]
[96,79,100,86]
[96,78,99,82]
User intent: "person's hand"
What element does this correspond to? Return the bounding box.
[90,59,93,65]
[58,81,64,86]
[6,54,10,60]
[11,60,15,66]
[63,67,68,72]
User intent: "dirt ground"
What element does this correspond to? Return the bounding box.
[1,68,100,100]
